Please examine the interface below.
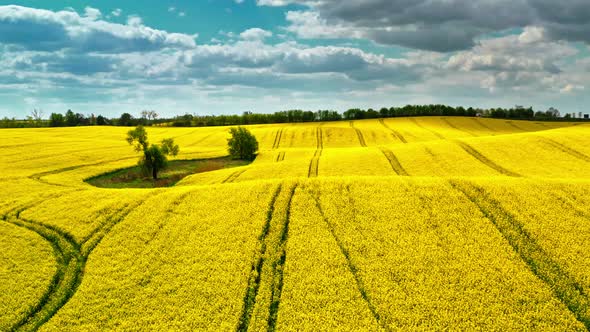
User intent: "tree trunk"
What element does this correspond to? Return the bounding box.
[152,167,158,180]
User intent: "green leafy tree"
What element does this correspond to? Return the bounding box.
[49,113,65,127]
[126,125,179,180]
[96,115,107,125]
[65,109,77,126]
[227,127,258,161]
[119,113,134,126]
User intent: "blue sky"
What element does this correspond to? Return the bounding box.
[0,1,589,118]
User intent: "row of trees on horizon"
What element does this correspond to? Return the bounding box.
[1,104,587,128]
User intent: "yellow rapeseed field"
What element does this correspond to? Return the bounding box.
[1,117,590,331]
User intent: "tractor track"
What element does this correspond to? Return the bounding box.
[472,118,496,133]
[3,192,155,332]
[307,128,323,178]
[378,119,407,143]
[379,147,409,176]
[440,118,476,137]
[450,180,590,330]
[410,118,445,139]
[272,129,284,150]
[236,184,297,332]
[312,192,391,331]
[456,141,522,177]
[537,137,590,163]
[350,121,367,147]
[222,169,247,184]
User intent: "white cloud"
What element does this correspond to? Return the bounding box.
[240,28,272,40]
[0,6,196,53]
[560,84,584,94]
[111,8,122,17]
[84,7,101,20]
[285,11,360,39]
[1,5,588,117]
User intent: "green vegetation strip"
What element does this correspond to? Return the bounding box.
[87,157,250,188]
[456,141,522,177]
[450,180,590,330]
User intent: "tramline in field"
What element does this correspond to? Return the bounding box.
[1,116,590,331]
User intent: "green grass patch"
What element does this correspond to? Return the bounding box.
[86,156,251,188]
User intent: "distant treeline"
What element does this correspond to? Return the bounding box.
[1,105,588,128]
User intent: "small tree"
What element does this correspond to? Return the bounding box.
[49,113,65,127]
[227,127,258,161]
[126,125,179,180]
[119,113,134,126]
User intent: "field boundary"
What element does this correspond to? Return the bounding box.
[378,119,407,143]
[379,147,409,176]
[456,141,522,177]
[312,191,389,331]
[450,180,590,330]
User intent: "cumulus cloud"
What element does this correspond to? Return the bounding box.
[1,4,587,117]
[263,0,590,52]
[0,6,196,53]
[239,28,272,41]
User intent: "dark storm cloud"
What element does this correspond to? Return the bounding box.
[277,0,590,51]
